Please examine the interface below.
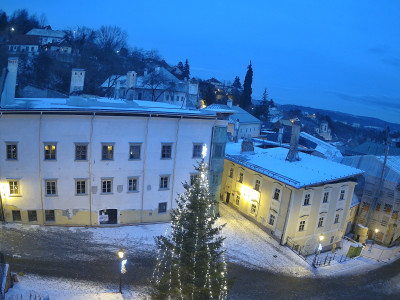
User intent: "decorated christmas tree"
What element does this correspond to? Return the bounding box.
[151,147,228,299]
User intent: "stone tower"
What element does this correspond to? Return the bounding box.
[69,69,85,95]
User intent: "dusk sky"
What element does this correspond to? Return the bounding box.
[3,1,400,123]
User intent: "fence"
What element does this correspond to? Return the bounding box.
[361,244,400,261]
[312,253,350,267]
[286,237,306,260]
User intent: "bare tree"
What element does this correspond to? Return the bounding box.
[95,25,127,52]
[142,69,176,101]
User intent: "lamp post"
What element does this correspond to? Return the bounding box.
[313,235,324,267]
[374,228,379,243]
[118,249,126,293]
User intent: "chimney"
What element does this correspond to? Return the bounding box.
[70,69,85,95]
[126,71,137,89]
[1,57,18,107]
[227,99,233,108]
[277,126,284,144]
[241,138,254,153]
[114,80,120,99]
[286,119,301,162]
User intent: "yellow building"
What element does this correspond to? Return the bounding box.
[221,140,363,255]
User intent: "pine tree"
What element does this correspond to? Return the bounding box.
[240,61,253,110]
[262,88,268,102]
[183,59,190,80]
[151,155,228,300]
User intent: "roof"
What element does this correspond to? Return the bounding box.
[228,106,262,124]
[225,141,363,189]
[9,34,40,45]
[346,142,400,156]
[351,193,361,208]
[0,96,216,119]
[26,28,65,38]
[203,104,236,114]
[300,132,342,160]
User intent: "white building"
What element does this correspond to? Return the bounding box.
[0,59,227,226]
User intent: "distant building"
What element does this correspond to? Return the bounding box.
[299,132,342,160]
[26,28,66,45]
[343,142,400,156]
[315,121,332,141]
[8,34,40,55]
[221,126,362,255]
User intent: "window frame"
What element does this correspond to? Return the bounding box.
[8,180,20,196]
[318,217,324,228]
[75,143,88,161]
[269,214,275,226]
[238,172,244,183]
[101,178,113,194]
[304,193,311,206]
[298,220,306,232]
[101,143,114,161]
[44,143,57,160]
[272,187,281,201]
[229,168,234,178]
[339,190,345,200]
[250,203,257,215]
[45,179,57,196]
[159,175,170,190]
[235,195,240,206]
[6,143,18,160]
[28,210,37,222]
[192,143,203,159]
[161,143,173,159]
[322,191,329,203]
[254,178,261,192]
[127,177,139,192]
[334,214,340,224]
[45,210,55,222]
[158,202,167,214]
[12,210,22,221]
[129,143,141,160]
[75,179,87,195]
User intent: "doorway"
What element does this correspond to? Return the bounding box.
[226,192,230,204]
[99,209,118,224]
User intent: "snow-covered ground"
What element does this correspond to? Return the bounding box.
[4,202,400,299]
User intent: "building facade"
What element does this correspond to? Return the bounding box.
[220,141,362,255]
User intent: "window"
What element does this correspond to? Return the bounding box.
[75,144,87,160]
[339,190,345,200]
[9,180,20,196]
[213,144,224,158]
[102,144,114,160]
[273,188,281,201]
[160,176,170,189]
[44,144,56,160]
[269,214,275,226]
[129,144,141,160]
[254,179,261,192]
[28,210,37,222]
[161,144,172,159]
[238,172,243,183]
[235,195,240,206]
[334,214,340,224]
[192,144,203,158]
[322,192,329,203]
[128,177,138,192]
[384,204,392,213]
[229,168,234,178]
[158,202,167,213]
[102,179,112,193]
[190,174,199,186]
[250,203,257,215]
[12,210,21,221]
[299,220,306,231]
[45,180,57,196]
[45,210,55,222]
[6,143,17,160]
[304,193,311,205]
[330,236,334,244]
[318,217,324,228]
[76,180,87,195]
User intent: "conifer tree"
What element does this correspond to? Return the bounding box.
[183,58,190,80]
[262,88,268,102]
[151,152,228,300]
[240,61,253,110]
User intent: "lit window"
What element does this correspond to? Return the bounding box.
[45,180,57,196]
[254,179,261,192]
[44,143,56,160]
[339,190,345,200]
[128,177,138,192]
[102,144,114,160]
[75,144,87,160]
[318,217,324,228]
[9,180,20,195]
[304,193,311,205]
[299,220,306,231]
[161,144,172,159]
[334,214,340,224]
[160,176,170,189]
[158,202,167,213]
[76,180,87,195]
[129,144,141,160]
[192,144,203,158]
[323,192,329,203]
[273,188,280,201]
[384,204,392,213]
[102,179,112,193]
[6,143,17,160]
[269,214,275,226]
[229,168,234,178]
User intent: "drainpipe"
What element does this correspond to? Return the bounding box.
[89,112,95,226]
[170,116,182,212]
[39,112,45,224]
[280,185,294,245]
[0,113,4,223]
[140,115,151,223]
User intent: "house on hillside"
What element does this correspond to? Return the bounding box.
[220,124,363,255]
[26,28,66,45]
[338,155,400,246]
[0,58,227,226]
[315,121,332,141]
[8,34,40,55]
[101,67,200,108]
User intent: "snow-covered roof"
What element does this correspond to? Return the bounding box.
[300,132,342,160]
[0,97,216,118]
[225,141,363,189]
[26,28,65,38]
[351,193,361,208]
[203,104,236,114]
[228,106,262,124]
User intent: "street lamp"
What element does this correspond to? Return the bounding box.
[117,249,127,293]
[374,228,379,243]
[313,235,324,267]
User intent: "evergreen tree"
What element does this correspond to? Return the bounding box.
[232,76,241,89]
[151,155,228,300]
[262,88,268,102]
[183,58,190,80]
[240,61,253,110]
[231,76,242,106]
[177,61,184,72]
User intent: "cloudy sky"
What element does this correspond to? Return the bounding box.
[3,1,400,123]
